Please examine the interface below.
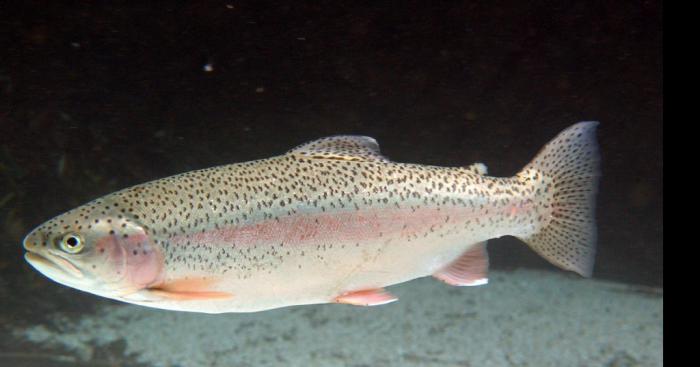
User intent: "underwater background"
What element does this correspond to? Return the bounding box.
[0,1,662,366]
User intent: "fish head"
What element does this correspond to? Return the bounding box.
[23,204,164,299]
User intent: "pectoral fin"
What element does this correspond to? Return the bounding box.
[144,289,233,301]
[128,277,233,301]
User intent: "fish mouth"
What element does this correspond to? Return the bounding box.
[24,251,84,280]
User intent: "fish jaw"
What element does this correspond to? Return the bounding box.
[23,229,85,282]
[23,250,96,292]
[23,249,133,302]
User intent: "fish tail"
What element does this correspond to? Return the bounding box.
[515,121,601,277]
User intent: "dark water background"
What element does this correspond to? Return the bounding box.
[0,0,661,334]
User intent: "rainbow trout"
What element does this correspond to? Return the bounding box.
[23,122,600,313]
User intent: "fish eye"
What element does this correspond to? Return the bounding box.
[58,233,84,254]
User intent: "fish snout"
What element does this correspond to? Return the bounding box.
[23,235,36,251]
[22,231,45,253]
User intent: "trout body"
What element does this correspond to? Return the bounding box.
[24,122,600,313]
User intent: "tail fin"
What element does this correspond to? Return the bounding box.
[516,121,601,277]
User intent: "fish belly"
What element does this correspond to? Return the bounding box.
[160,205,506,313]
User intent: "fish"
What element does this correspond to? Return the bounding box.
[23,121,600,313]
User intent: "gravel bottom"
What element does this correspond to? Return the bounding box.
[13,269,662,367]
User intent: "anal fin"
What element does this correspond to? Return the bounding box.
[335,288,398,306]
[433,241,489,286]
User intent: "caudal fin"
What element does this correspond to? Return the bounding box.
[516,121,601,277]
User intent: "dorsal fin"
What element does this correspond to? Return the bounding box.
[287,136,389,162]
[464,163,488,175]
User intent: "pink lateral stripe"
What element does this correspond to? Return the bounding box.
[172,201,534,248]
[173,208,449,247]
